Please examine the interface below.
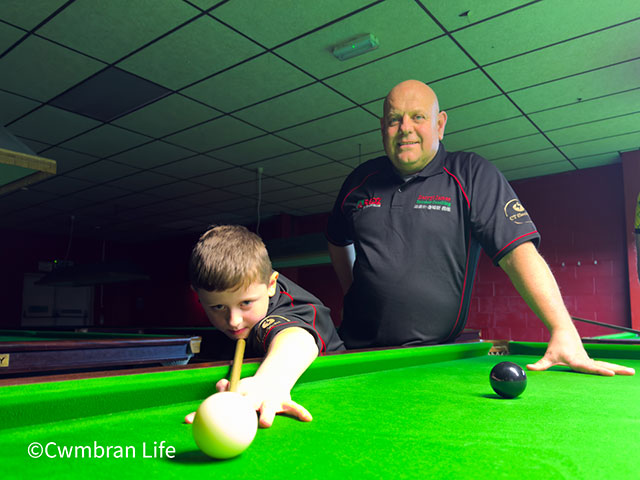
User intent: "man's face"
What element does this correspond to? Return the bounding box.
[196,272,278,340]
[381,83,447,175]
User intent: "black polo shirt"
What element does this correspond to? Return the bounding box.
[249,274,345,356]
[326,145,540,349]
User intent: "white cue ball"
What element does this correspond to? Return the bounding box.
[192,391,258,459]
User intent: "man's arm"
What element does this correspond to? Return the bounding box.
[328,242,355,294]
[498,242,635,376]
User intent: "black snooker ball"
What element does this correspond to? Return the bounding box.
[490,361,527,398]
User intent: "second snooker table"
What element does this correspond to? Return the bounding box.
[0,329,201,376]
[1,341,638,479]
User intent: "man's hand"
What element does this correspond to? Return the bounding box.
[527,329,635,376]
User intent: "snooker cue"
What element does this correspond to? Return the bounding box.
[229,338,246,392]
[571,316,640,336]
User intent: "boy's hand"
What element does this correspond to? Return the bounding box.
[216,377,312,428]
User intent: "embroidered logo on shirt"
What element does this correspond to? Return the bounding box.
[504,199,532,224]
[414,194,452,212]
[357,197,381,209]
[260,315,289,329]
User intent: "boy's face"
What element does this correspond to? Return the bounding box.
[195,272,279,340]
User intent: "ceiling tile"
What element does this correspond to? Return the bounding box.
[469,134,555,160]
[153,154,230,179]
[43,195,97,212]
[212,135,299,166]
[0,188,57,212]
[311,130,382,161]
[277,162,352,185]
[571,151,621,169]
[422,0,532,31]
[180,189,239,206]
[531,89,640,132]
[503,161,575,181]
[492,148,566,172]
[66,159,140,183]
[193,167,253,188]
[212,0,373,48]
[453,0,640,65]
[107,171,176,191]
[59,125,151,158]
[0,90,39,126]
[182,53,314,112]
[164,116,262,152]
[29,175,93,195]
[275,0,443,79]
[109,141,194,170]
[74,184,133,201]
[7,105,101,144]
[226,177,291,196]
[485,20,640,91]
[113,93,220,137]
[430,70,502,110]
[277,108,379,147]
[245,150,330,176]
[260,186,321,203]
[509,59,640,112]
[446,95,521,133]
[145,180,210,199]
[0,19,23,52]
[40,147,97,174]
[559,130,640,159]
[106,192,162,208]
[443,116,538,152]
[0,0,68,30]
[16,136,51,154]
[37,0,200,63]
[50,67,171,122]
[0,36,104,101]
[324,36,476,104]
[234,82,355,132]
[118,15,265,90]
[546,112,640,146]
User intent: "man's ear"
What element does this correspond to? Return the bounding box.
[437,110,447,140]
[267,271,279,297]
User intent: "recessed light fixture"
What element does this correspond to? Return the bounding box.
[332,33,380,61]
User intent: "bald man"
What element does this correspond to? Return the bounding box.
[326,79,634,376]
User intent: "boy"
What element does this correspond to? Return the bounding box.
[185,225,344,428]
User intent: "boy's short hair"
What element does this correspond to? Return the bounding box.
[189,225,272,291]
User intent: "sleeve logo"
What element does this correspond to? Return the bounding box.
[504,199,532,224]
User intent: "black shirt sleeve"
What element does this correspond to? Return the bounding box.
[466,153,540,264]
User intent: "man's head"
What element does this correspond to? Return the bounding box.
[381,80,447,175]
[189,225,277,339]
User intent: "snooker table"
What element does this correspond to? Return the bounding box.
[1,341,638,480]
[0,329,201,376]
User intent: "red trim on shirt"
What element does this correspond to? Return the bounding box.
[265,290,327,353]
[492,231,539,262]
[443,166,470,209]
[444,229,472,342]
[281,291,294,307]
[340,171,380,213]
[441,166,471,341]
